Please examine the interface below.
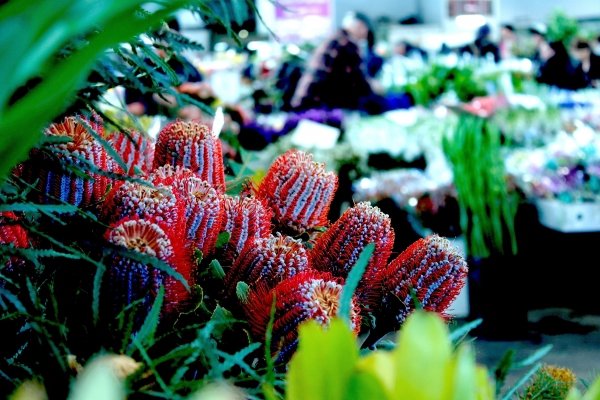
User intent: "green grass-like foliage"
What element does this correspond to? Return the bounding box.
[443,114,518,258]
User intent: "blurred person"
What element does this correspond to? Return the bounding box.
[460,24,500,62]
[392,40,428,59]
[537,41,581,90]
[572,39,600,88]
[528,24,552,64]
[292,11,385,113]
[499,24,517,60]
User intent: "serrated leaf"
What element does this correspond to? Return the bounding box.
[450,319,483,344]
[236,281,250,304]
[129,286,164,352]
[339,243,374,325]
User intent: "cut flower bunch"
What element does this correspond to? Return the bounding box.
[2,114,468,396]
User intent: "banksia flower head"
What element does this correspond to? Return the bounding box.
[224,233,310,298]
[178,177,224,256]
[219,195,272,264]
[109,130,155,176]
[0,212,31,272]
[19,114,114,207]
[149,165,197,189]
[245,271,360,363]
[371,235,467,327]
[524,365,576,400]
[258,150,337,233]
[310,202,394,282]
[104,217,192,314]
[153,120,225,192]
[103,181,184,227]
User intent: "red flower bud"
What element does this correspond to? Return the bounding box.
[103,182,184,228]
[109,130,155,176]
[104,217,192,314]
[179,177,224,256]
[149,165,197,188]
[244,271,361,363]
[19,115,114,207]
[219,195,272,264]
[310,202,394,281]
[258,150,337,233]
[224,233,310,298]
[0,212,31,272]
[153,120,225,192]
[371,235,468,326]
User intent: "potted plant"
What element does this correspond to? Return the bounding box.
[443,111,526,339]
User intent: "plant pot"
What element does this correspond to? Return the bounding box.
[467,255,529,340]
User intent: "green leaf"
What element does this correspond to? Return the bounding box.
[344,369,389,400]
[209,259,225,280]
[215,231,231,249]
[501,363,542,400]
[236,281,250,304]
[392,311,452,399]
[494,349,516,395]
[512,344,553,369]
[450,319,483,344]
[286,319,360,400]
[130,286,164,351]
[339,243,374,325]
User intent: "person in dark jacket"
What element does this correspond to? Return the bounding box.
[572,39,600,88]
[460,24,500,62]
[537,41,582,90]
[292,11,384,113]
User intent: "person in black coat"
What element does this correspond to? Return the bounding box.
[572,39,600,88]
[537,41,582,90]
[460,24,500,62]
[292,11,384,113]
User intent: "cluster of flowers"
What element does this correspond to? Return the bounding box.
[2,114,468,362]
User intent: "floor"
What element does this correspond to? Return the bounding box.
[472,309,600,397]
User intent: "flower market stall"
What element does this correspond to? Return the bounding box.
[2,1,600,399]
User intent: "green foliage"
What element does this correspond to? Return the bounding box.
[401,64,487,106]
[0,0,269,398]
[0,0,196,181]
[286,312,495,400]
[547,10,580,46]
[443,114,518,258]
[338,243,374,326]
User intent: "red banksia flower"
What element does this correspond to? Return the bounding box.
[310,202,394,281]
[150,165,197,188]
[103,181,184,227]
[109,130,155,176]
[104,217,192,314]
[19,115,113,207]
[372,235,468,326]
[224,233,310,298]
[245,271,360,362]
[258,150,337,233]
[178,177,224,256]
[0,212,31,272]
[219,195,272,264]
[153,120,225,192]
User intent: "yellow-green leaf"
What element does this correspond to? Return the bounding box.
[392,311,452,399]
[286,319,359,400]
